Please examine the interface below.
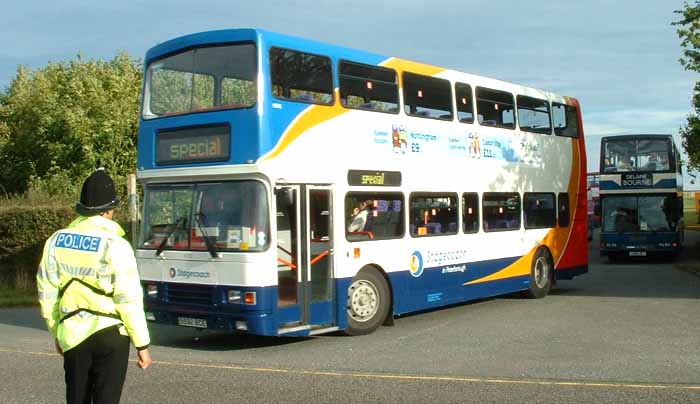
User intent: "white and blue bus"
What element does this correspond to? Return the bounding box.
[599,134,684,259]
[135,28,589,336]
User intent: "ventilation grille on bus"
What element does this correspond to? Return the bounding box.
[166,283,213,306]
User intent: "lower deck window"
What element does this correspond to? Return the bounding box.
[558,193,570,227]
[462,193,479,233]
[483,193,521,232]
[524,193,556,229]
[345,193,404,241]
[409,193,458,237]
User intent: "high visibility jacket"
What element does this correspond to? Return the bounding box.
[37,215,150,352]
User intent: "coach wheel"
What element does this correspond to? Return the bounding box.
[523,247,552,299]
[345,268,390,335]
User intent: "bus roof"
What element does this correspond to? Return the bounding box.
[601,134,673,141]
[144,28,576,103]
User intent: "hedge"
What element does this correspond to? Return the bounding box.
[0,205,133,290]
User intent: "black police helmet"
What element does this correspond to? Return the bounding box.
[75,169,120,216]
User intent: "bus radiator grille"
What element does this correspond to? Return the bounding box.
[166,283,214,307]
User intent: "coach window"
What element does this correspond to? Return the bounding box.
[339,61,399,113]
[462,192,479,233]
[409,193,458,237]
[345,193,404,241]
[476,87,515,129]
[483,193,521,232]
[403,72,453,120]
[552,103,580,138]
[558,193,570,227]
[455,82,474,123]
[517,96,551,134]
[523,193,556,229]
[270,47,333,105]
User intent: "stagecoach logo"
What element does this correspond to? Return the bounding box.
[168,267,211,279]
[409,251,424,278]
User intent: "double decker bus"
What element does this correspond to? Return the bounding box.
[599,134,684,259]
[135,28,588,337]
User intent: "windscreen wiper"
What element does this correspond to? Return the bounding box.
[194,211,219,258]
[156,217,186,257]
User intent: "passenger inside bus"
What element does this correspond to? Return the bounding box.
[617,156,635,172]
[348,200,371,232]
[612,207,636,232]
[643,153,669,171]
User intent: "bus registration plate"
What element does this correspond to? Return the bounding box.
[629,251,646,257]
[177,316,207,328]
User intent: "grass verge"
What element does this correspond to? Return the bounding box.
[674,229,700,277]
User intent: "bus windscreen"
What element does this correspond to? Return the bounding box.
[602,194,679,233]
[602,138,671,173]
[140,181,269,252]
[143,43,257,119]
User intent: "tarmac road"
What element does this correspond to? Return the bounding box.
[1,230,698,403]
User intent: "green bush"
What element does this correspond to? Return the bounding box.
[0,194,135,291]
[0,53,142,195]
[0,205,75,290]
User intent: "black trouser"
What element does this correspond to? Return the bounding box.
[63,325,130,404]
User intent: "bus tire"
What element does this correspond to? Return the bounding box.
[345,267,390,335]
[523,247,552,299]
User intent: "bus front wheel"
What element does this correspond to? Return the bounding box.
[523,247,552,299]
[345,268,390,335]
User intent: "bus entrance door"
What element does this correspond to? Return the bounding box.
[275,185,335,335]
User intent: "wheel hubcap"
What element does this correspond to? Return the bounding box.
[534,256,550,289]
[347,279,379,322]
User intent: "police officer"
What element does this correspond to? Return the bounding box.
[37,169,152,404]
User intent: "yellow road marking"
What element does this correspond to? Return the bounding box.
[2,347,699,391]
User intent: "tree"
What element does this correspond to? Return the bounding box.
[675,2,700,170]
[0,52,142,197]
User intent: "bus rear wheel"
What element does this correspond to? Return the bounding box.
[523,247,552,299]
[345,268,390,335]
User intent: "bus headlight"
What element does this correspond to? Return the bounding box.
[244,291,257,305]
[227,290,242,304]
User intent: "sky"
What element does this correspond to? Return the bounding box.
[1,0,699,189]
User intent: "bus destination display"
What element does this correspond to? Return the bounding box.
[156,125,230,165]
[348,170,402,186]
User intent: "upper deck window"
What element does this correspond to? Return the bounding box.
[270,47,333,105]
[602,138,672,173]
[476,87,515,129]
[517,96,551,134]
[552,103,580,138]
[339,61,398,113]
[455,83,474,123]
[403,72,453,120]
[143,43,257,119]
